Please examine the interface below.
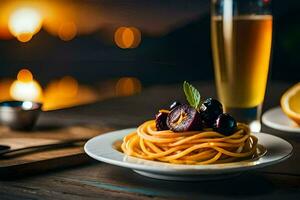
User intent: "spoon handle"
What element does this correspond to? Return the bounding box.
[0,138,89,156]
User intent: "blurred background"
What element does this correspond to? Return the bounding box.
[0,0,299,110]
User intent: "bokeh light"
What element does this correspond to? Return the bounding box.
[115,77,142,96]
[8,7,43,42]
[122,28,135,48]
[0,79,14,101]
[57,76,79,98]
[0,24,13,40]
[0,4,13,40]
[43,76,98,110]
[114,27,141,49]
[17,69,33,82]
[58,21,77,41]
[130,27,142,48]
[10,69,43,102]
[114,27,126,48]
[22,101,34,110]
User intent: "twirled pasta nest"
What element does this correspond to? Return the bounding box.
[121,120,258,165]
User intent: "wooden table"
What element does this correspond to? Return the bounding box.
[0,82,299,200]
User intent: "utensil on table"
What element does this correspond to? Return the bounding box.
[0,138,88,156]
[0,101,42,130]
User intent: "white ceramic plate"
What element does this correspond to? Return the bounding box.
[84,128,293,181]
[262,107,300,133]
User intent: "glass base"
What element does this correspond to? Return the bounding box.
[225,105,262,133]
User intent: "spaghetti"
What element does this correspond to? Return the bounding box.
[121,120,258,164]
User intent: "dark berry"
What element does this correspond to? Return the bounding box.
[170,101,181,110]
[213,113,237,136]
[167,104,201,132]
[199,98,223,128]
[155,111,169,131]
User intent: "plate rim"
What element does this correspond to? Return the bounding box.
[262,107,300,133]
[84,128,293,175]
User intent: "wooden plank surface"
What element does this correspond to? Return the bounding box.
[0,163,299,200]
[0,82,299,200]
[0,124,112,176]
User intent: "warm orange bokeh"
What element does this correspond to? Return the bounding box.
[17,33,33,42]
[129,27,141,48]
[57,76,78,97]
[115,77,142,96]
[0,73,142,110]
[122,28,135,48]
[10,69,43,102]
[0,79,14,101]
[43,76,98,111]
[8,7,43,42]
[58,21,77,41]
[114,27,141,49]
[114,27,126,48]
[0,24,13,40]
[17,69,33,82]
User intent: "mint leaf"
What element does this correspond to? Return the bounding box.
[183,81,201,109]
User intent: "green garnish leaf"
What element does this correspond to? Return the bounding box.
[183,81,201,109]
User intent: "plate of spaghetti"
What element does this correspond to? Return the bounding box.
[84,82,293,181]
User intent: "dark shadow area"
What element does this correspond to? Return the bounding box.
[0,0,299,87]
[101,166,275,199]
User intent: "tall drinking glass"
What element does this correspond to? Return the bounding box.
[211,0,272,132]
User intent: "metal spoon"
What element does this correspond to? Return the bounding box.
[0,138,88,156]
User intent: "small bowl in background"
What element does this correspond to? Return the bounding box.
[0,101,42,131]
